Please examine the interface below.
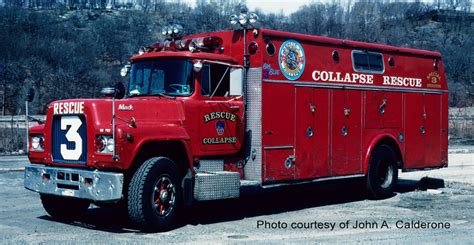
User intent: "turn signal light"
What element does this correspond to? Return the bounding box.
[95,135,114,154]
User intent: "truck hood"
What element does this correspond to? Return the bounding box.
[48,97,186,127]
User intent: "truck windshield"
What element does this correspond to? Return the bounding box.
[128,59,194,97]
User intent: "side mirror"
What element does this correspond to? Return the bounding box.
[101,82,125,99]
[120,64,131,77]
[229,68,243,96]
[193,60,203,72]
[26,88,35,102]
[114,82,125,99]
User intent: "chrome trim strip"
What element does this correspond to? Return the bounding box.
[263,145,294,150]
[240,180,261,187]
[263,79,447,94]
[262,174,365,189]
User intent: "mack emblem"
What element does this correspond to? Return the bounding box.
[118,104,134,111]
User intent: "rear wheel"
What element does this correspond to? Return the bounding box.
[366,144,398,199]
[40,194,90,220]
[127,157,183,232]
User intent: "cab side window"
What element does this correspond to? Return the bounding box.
[201,63,230,97]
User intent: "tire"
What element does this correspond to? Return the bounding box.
[40,194,90,220]
[366,144,398,199]
[127,157,183,232]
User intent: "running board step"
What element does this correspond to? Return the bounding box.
[194,171,240,201]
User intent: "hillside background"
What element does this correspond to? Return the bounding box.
[0,0,473,115]
[0,0,472,152]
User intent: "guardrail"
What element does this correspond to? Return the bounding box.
[0,115,46,128]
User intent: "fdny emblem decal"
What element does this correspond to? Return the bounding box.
[202,111,237,145]
[216,120,225,135]
[279,40,305,81]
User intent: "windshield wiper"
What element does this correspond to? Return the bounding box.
[155,92,175,99]
[128,93,175,99]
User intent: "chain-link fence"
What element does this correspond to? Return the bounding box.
[0,115,44,154]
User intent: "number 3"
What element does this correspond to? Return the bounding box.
[60,116,83,160]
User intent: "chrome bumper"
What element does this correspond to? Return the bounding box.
[24,164,124,202]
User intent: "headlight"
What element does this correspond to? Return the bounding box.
[95,135,114,154]
[95,136,106,152]
[31,135,45,151]
[106,138,114,152]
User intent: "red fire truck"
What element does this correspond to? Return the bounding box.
[24,22,448,231]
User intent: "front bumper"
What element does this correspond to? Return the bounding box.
[24,164,124,202]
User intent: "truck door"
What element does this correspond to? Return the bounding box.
[199,63,244,153]
[331,89,362,176]
[294,87,330,179]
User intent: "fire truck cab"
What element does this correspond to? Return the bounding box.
[24,27,448,231]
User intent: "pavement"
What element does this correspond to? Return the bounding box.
[0,156,28,173]
[0,146,473,243]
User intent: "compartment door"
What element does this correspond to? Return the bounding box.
[331,89,362,176]
[294,87,330,180]
[423,93,442,167]
[404,93,425,168]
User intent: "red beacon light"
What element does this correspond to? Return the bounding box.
[188,36,223,52]
[137,36,223,54]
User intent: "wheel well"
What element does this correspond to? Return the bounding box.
[374,137,403,169]
[128,141,190,178]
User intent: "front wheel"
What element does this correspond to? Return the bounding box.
[40,194,90,220]
[128,157,183,232]
[366,144,398,199]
